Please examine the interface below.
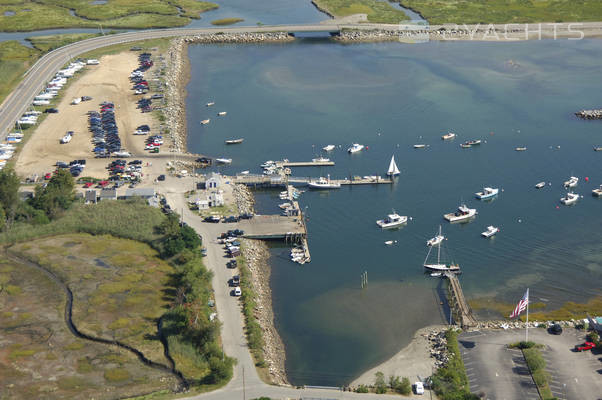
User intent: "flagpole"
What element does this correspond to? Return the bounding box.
[526,288,529,342]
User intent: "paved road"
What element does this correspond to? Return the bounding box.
[459,328,602,400]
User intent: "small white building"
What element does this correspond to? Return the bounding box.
[205,172,223,190]
[196,199,210,210]
[208,192,224,207]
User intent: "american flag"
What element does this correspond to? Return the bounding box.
[509,288,529,318]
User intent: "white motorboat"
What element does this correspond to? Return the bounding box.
[312,157,330,163]
[261,160,275,168]
[564,176,578,188]
[427,226,445,247]
[376,213,407,229]
[481,225,499,238]
[278,202,292,209]
[515,147,527,151]
[594,146,602,152]
[387,155,400,177]
[308,175,341,189]
[218,111,227,116]
[467,139,481,146]
[442,132,456,140]
[206,102,215,106]
[347,143,364,153]
[560,192,579,205]
[592,185,602,197]
[475,187,499,200]
[423,226,460,273]
[413,144,427,149]
[201,119,210,125]
[535,181,546,189]
[322,144,335,152]
[215,158,232,164]
[384,240,397,246]
[444,204,477,222]
[225,138,244,144]
[430,272,443,277]
[239,170,250,175]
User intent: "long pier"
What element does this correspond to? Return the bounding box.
[445,272,477,328]
[275,160,335,168]
[232,174,393,187]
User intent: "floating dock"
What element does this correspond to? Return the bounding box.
[275,160,335,168]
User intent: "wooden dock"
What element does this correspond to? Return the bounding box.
[232,174,393,187]
[445,272,477,328]
[275,160,335,168]
[238,215,305,240]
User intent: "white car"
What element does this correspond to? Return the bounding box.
[233,287,242,296]
[414,382,424,395]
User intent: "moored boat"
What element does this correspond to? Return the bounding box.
[442,132,456,140]
[215,158,232,164]
[460,142,472,148]
[206,102,215,106]
[481,225,499,238]
[376,212,407,229]
[475,187,499,200]
[312,157,330,163]
[594,146,602,151]
[218,111,227,116]
[386,155,400,176]
[413,144,427,149]
[535,181,546,189]
[593,185,602,196]
[347,143,364,153]
[444,204,477,222]
[560,192,579,205]
[423,226,460,273]
[427,226,444,247]
[201,119,210,125]
[515,147,527,151]
[564,176,578,188]
[322,144,335,152]
[467,139,481,145]
[308,175,341,189]
[225,138,244,144]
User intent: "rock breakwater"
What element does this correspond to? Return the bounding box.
[183,32,295,44]
[240,238,288,386]
[233,184,255,215]
[575,109,602,119]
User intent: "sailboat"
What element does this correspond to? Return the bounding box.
[387,155,400,176]
[423,226,460,273]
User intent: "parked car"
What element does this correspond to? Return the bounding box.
[239,213,253,220]
[44,108,59,113]
[203,216,220,223]
[223,216,239,223]
[413,382,424,395]
[226,260,237,269]
[549,323,563,335]
[232,275,240,286]
[575,342,596,352]
[232,287,242,296]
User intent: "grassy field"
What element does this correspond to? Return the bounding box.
[211,18,245,26]
[11,234,175,367]
[399,0,602,24]
[0,257,174,399]
[313,0,410,23]
[0,40,40,105]
[0,0,218,32]
[27,32,101,52]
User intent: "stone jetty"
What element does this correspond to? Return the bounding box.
[183,32,294,44]
[575,109,602,119]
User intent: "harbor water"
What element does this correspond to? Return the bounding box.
[186,39,602,386]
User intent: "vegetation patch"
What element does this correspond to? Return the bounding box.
[27,32,101,52]
[313,0,410,23]
[0,0,218,32]
[399,0,602,24]
[236,254,265,367]
[431,329,479,400]
[104,367,131,382]
[522,345,553,399]
[211,18,244,26]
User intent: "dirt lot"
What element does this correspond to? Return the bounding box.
[0,255,175,399]
[15,51,170,182]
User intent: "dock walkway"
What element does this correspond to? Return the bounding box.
[445,272,477,328]
[232,174,393,187]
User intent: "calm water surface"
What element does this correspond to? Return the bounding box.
[186,39,602,385]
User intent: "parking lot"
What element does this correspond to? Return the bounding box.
[458,328,602,400]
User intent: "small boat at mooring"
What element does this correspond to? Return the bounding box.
[427,226,445,247]
[515,147,527,151]
[593,185,602,197]
[201,119,210,125]
[444,204,477,223]
[323,144,335,152]
[594,146,602,151]
[481,226,499,238]
[225,138,244,144]
[206,102,215,106]
[218,111,227,116]
[564,176,578,188]
[442,132,456,140]
[376,212,407,229]
[347,143,365,153]
[215,158,232,164]
[560,192,579,205]
[414,144,427,149]
[475,187,499,200]
[535,182,546,189]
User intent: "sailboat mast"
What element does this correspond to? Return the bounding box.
[437,225,441,264]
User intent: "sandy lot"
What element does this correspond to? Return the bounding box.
[16,51,168,181]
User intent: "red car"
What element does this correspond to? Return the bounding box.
[575,342,596,352]
[83,182,93,188]
[98,180,109,188]
[44,172,52,180]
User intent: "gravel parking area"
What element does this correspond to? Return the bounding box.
[458,328,602,400]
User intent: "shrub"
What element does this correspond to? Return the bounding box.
[355,385,369,393]
[523,348,545,371]
[508,341,536,349]
[374,371,387,394]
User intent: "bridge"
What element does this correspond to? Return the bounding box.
[445,272,477,328]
